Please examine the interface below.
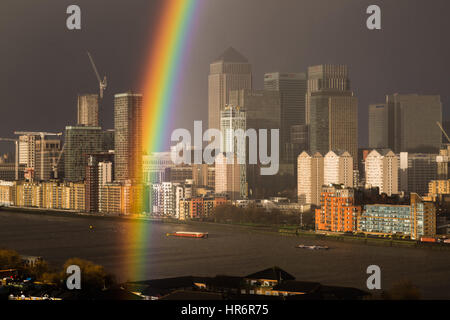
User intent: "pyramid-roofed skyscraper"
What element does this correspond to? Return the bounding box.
[208,47,252,130]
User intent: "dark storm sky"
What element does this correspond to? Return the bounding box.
[1,0,449,154]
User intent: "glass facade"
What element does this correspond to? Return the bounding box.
[359,203,425,239]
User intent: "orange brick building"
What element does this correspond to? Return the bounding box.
[315,185,361,232]
[180,197,228,220]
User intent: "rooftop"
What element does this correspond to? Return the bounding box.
[214,47,249,63]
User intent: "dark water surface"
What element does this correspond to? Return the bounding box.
[1,210,449,299]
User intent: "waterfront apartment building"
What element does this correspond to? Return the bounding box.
[315,185,361,233]
[42,182,85,211]
[77,94,99,127]
[365,149,398,196]
[399,152,437,196]
[306,65,358,168]
[15,182,42,207]
[359,193,436,240]
[0,181,15,206]
[99,182,122,214]
[323,151,354,188]
[215,153,241,201]
[114,92,143,182]
[122,183,144,215]
[14,181,85,211]
[179,197,228,220]
[151,182,184,218]
[64,126,102,182]
[297,151,324,206]
[208,47,252,131]
[85,152,114,213]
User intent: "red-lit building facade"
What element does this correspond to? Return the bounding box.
[180,197,229,220]
[315,185,361,232]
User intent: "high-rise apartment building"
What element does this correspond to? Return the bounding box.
[99,182,123,214]
[365,149,399,196]
[324,151,354,188]
[264,72,307,163]
[437,145,450,180]
[0,181,15,206]
[208,47,252,130]
[215,153,241,201]
[114,92,143,182]
[64,126,102,182]
[151,182,184,218]
[18,135,36,169]
[77,94,99,127]
[297,151,324,206]
[35,139,62,181]
[85,152,114,213]
[306,65,358,168]
[98,161,113,186]
[220,105,247,198]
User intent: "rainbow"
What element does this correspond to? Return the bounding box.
[126,0,201,282]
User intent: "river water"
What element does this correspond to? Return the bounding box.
[1,210,449,299]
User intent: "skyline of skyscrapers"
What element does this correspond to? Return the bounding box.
[0,47,447,211]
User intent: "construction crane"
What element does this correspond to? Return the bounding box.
[437,122,450,145]
[14,132,62,181]
[87,51,107,99]
[0,138,19,181]
[51,144,65,180]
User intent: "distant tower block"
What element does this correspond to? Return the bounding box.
[78,94,99,127]
[208,47,252,130]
